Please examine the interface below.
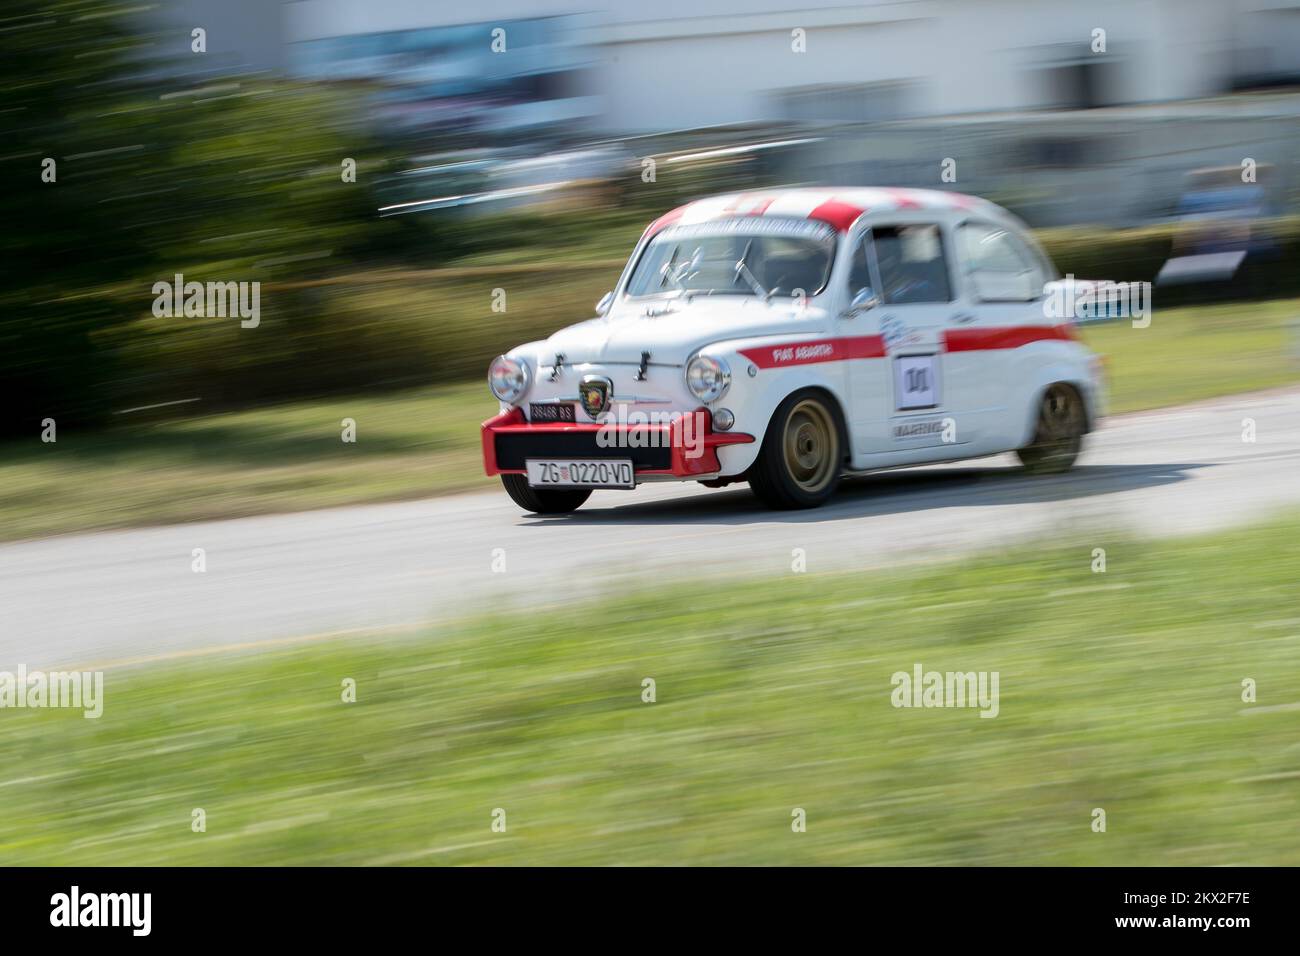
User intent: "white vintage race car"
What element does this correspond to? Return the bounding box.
[483,187,1105,512]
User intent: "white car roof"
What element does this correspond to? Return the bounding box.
[645,187,1007,237]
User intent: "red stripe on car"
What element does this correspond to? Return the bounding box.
[741,325,1074,370]
[882,188,922,210]
[740,335,886,368]
[943,324,1076,352]
[644,206,686,237]
[807,199,866,232]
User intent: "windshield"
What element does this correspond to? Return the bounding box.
[625,217,836,299]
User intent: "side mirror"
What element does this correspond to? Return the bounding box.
[595,291,614,316]
[843,287,880,317]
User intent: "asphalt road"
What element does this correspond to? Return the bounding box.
[4,388,1298,671]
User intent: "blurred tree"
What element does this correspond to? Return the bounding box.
[1,0,157,436]
[0,0,406,433]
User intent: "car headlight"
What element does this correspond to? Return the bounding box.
[685,354,731,403]
[488,355,530,404]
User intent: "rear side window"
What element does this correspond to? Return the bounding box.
[958,222,1046,301]
[864,225,953,304]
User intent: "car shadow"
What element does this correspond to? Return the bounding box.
[520,460,1217,527]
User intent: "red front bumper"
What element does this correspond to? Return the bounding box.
[482,406,754,479]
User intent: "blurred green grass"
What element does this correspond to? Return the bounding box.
[1078,298,1300,412]
[1,515,1297,865]
[0,383,498,540]
[1,297,1296,542]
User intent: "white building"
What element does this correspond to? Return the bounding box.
[161,0,1300,223]
[278,0,1300,132]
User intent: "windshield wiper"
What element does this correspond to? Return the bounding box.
[658,255,684,292]
[659,247,706,299]
[734,240,768,297]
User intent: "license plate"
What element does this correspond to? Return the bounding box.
[526,459,634,489]
[529,403,575,423]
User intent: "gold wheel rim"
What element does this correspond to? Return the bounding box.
[1036,384,1083,459]
[782,399,838,493]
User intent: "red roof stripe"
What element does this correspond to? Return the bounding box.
[720,194,746,215]
[644,189,991,239]
[807,198,866,232]
[644,205,686,236]
[882,187,923,210]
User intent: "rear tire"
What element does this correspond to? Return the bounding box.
[500,474,592,514]
[748,390,843,509]
[1017,383,1085,474]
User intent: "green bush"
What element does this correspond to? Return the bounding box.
[1,0,407,436]
[1040,218,1300,305]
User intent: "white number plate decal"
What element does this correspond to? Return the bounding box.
[526,459,634,489]
[894,354,939,410]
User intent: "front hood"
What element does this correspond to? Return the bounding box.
[535,298,823,365]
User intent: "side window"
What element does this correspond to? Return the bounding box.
[958,222,1045,301]
[869,225,953,304]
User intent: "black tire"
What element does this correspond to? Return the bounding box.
[1017,383,1085,474]
[748,390,844,509]
[500,474,592,514]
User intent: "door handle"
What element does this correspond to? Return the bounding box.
[950,312,977,324]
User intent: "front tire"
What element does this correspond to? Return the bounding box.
[1017,383,1085,474]
[748,390,844,509]
[500,474,592,514]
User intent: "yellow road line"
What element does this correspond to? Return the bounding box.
[62,621,429,673]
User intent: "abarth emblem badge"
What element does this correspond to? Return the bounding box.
[579,375,613,419]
